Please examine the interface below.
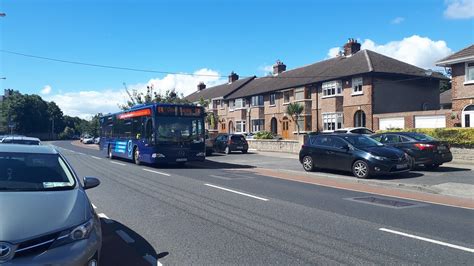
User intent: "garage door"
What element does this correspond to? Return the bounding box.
[379,117,404,130]
[415,115,446,128]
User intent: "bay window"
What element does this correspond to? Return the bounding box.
[234,98,245,109]
[323,113,343,131]
[322,80,342,97]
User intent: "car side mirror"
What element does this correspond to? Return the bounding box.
[83,177,100,190]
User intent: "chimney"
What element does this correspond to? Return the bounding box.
[343,38,361,56]
[197,82,206,91]
[273,60,286,75]
[228,71,239,83]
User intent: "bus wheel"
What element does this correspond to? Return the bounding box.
[108,145,113,159]
[133,147,141,165]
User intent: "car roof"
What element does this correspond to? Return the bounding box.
[1,136,41,141]
[0,144,58,154]
[309,133,354,137]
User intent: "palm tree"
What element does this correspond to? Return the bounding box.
[286,102,304,135]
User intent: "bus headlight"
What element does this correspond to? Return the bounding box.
[152,153,165,158]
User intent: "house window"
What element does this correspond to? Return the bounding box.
[213,100,219,109]
[352,77,363,95]
[251,95,264,107]
[270,94,276,105]
[295,116,312,131]
[323,113,343,131]
[220,100,224,108]
[234,98,245,109]
[235,121,246,133]
[466,62,474,82]
[229,100,235,110]
[221,122,226,130]
[322,80,342,97]
[294,88,306,101]
[251,119,265,132]
[283,91,291,103]
[354,110,366,127]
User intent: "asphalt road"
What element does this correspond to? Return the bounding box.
[51,141,474,265]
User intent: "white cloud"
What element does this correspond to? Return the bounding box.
[391,17,405,24]
[41,85,52,95]
[327,35,452,69]
[45,68,226,119]
[360,35,452,69]
[258,64,274,75]
[444,0,474,19]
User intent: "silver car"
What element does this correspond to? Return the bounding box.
[0,144,102,265]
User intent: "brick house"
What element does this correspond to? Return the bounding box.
[436,44,474,128]
[186,39,447,139]
[185,73,255,133]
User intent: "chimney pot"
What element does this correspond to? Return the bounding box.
[197,82,206,91]
[228,71,239,83]
[343,38,361,56]
[273,60,286,75]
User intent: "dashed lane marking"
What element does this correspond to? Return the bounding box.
[143,168,171,176]
[110,161,126,166]
[116,230,135,244]
[379,228,474,253]
[92,203,97,209]
[204,183,269,201]
[91,156,102,160]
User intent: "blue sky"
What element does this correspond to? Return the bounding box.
[1,0,473,118]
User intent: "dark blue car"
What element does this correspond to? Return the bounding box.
[299,133,410,178]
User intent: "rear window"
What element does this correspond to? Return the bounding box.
[0,153,76,191]
[408,133,435,141]
[2,139,40,145]
[231,135,245,141]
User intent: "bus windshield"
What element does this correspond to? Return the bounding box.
[156,116,204,143]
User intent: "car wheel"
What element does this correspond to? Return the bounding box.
[225,146,231,154]
[108,145,113,159]
[133,147,141,165]
[242,149,248,154]
[425,164,440,170]
[352,160,370,179]
[407,155,415,170]
[302,155,314,172]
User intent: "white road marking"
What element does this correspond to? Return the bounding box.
[379,228,474,253]
[210,175,232,180]
[91,156,102,160]
[143,168,170,176]
[116,230,135,244]
[92,203,97,209]
[110,161,126,166]
[204,184,269,201]
[98,213,109,219]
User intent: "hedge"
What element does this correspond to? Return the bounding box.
[376,128,474,147]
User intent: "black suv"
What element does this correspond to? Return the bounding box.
[370,132,452,169]
[214,134,249,154]
[299,133,410,178]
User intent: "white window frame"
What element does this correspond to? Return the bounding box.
[269,93,276,106]
[283,91,291,104]
[465,62,474,85]
[234,98,245,109]
[352,77,363,95]
[322,112,343,131]
[251,119,265,132]
[235,120,246,133]
[229,100,235,111]
[322,80,342,98]
[251,95,264,107]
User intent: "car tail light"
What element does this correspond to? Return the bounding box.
[414,143,435,151]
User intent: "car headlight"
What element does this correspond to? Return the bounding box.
[370,154,387,161]
[50,218,94,248]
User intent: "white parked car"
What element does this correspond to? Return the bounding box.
[83,136,95,144]
[333,127,374,135]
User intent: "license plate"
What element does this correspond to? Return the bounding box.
[396,164,408,169]
[237,146,243,149]
[176,158,187,162]
[438,146,447,150]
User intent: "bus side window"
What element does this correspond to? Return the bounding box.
[145,119,153,143]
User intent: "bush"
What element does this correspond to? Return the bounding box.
[254,131,274,139]
[377,128,474,147]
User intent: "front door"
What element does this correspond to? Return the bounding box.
[462,105,474,128]
[282,118,289,139]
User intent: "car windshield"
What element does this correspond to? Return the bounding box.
[1,139,40,145]
[408,133,435,141]
[0,153,76,191]
[231,135,245,141]
[156,116,204,143]
[343,135,383,148]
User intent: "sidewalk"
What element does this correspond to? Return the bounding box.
[246,150,474,201]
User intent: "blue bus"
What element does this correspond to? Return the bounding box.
[99,103,206,165]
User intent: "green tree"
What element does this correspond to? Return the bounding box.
[286,102,304,135]
[119,86,189,110]
[47,101,64,134]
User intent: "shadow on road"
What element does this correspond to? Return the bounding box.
[416,166,472,173]
[310,168,424,180]
[100,218,168,266]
